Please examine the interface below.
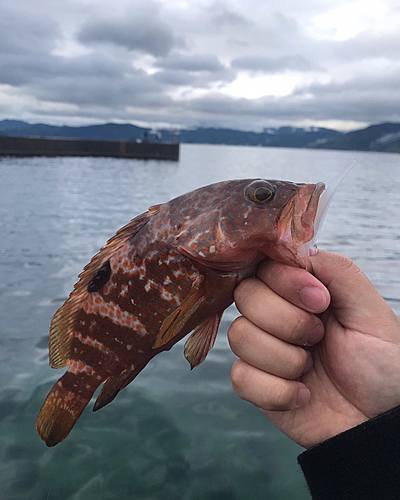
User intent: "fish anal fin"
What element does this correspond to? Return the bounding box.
[49,207,160,369]
[184,312,223,369]
[94,361,150,411]
[36,371,102,447]
[153,275,206,349]
[93,370,129,411]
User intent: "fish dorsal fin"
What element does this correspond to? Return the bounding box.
[152,274,206,349]
[49,206,160,369]
[184,312,223,369]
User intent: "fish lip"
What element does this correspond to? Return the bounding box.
[267,182,326,268]
[300,182,326,232]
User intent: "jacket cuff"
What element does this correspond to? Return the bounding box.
[297,405,400,500]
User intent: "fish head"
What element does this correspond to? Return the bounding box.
[173,178,325,270]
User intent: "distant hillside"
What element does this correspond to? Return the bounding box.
[316,123,400,153]
[1,119,400,152]
[0,120,342,149]
[0,121,149,141]
[161,126,341,148]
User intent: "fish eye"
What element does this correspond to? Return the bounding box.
[245,182,275,205]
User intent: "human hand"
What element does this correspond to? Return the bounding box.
[228,250,400,448]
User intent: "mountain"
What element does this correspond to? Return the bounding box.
[0,121,150,141]
[1,119,400,152]
[0,120,341,148]
[161,126,341,147]
[316,123,400,153]
[0,119,31,132]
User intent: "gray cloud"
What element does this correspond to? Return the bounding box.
[153,70,196,86]
[29,68,168,109]
[210,4,253,27]
[78,3,181,57]
[231,55,315,72]
[0,52,124,87]
[184,89,400,125]
[0,3,59,57]
[156,53,225,73]
[334,30,400,62]
[1,0,400,130]
[153,53,236,88]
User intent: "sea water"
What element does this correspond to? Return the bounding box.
[1,144,399,499]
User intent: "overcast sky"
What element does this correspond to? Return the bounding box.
[1,0,400,131]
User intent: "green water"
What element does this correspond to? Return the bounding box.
[1,145,399,499]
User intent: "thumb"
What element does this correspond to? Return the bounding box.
[310,250,394,335]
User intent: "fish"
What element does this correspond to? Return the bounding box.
[36,178,325,446]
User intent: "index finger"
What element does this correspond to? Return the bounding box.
[257,259,330,314]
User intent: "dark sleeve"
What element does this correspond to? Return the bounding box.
[297,405,400,500]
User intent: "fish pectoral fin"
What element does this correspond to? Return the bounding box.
[153,275,206,349]
[184,311,223,369]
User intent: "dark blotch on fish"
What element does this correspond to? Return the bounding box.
[88,260,111,292]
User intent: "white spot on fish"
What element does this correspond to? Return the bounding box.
[209,245,216,254]
[173,269,183,278]
[160,288,173,301]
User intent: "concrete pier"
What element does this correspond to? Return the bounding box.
[0,136,179,161]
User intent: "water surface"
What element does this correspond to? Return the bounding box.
[1,145,399,499]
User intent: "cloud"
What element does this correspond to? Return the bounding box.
[78,2,182,57]
[334,30,400,62]
[209,3,253,27]
[156,53,225,73]
[231,55,315,73]
[1,0,400,130]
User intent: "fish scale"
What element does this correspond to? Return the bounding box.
[36,178,325,446]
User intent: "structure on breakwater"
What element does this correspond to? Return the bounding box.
[0,136,179,161]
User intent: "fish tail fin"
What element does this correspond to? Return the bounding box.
[36,370,102,447]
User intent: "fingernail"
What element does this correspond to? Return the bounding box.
[307,323,325,345]
[300,286,326,311]
[296,387,311,407]
[309,246,318,256]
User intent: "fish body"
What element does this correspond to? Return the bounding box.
[37,178,324,446]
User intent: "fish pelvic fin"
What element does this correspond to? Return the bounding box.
[36,370,103,447]
[49,207,160,369]
[153,274,206,349]
[184,312,223,369]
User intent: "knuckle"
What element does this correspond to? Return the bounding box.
[270,385,295,410]
[227,317,248,352]
[230,360,248,395]
[258,261,285,286]
[285,349,309,379]
[234,278,256,306]
[288,313,309,343]
[336,253,355,271]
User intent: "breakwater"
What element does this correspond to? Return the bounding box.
[0,135,179,161]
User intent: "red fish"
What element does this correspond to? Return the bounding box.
[36,178,325,446]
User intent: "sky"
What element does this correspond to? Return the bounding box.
[1,0,400,131]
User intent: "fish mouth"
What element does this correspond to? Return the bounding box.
[266,182,326,269]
